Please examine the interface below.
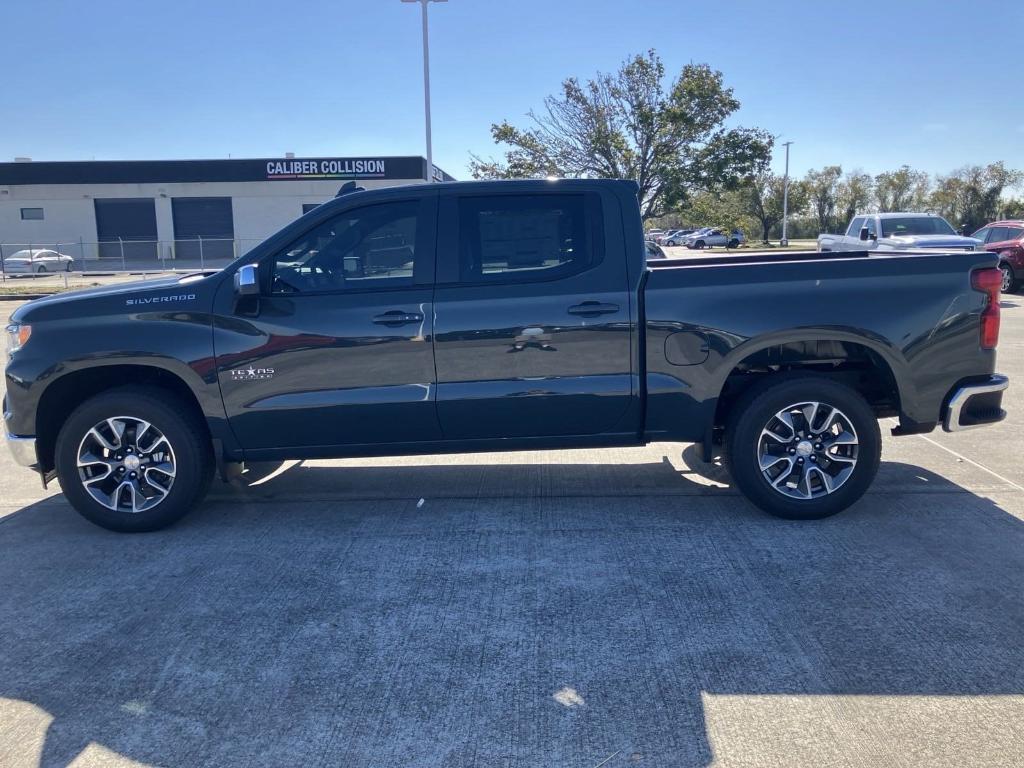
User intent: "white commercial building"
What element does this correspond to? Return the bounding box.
[0,156,453,267]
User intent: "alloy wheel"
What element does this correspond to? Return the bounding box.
[76,417,177,513]
[756,401,859,499]
[1001,264,1013,293]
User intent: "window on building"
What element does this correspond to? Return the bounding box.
[272,201,419,295]
[457,195,593,283]
[20,208,44,220]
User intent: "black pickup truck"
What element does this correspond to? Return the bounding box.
[3,179,1009,531]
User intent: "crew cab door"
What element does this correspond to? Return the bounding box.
[212,195,440,452]
[431,189,634,439]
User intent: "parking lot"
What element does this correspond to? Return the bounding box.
[1,297,1023,767]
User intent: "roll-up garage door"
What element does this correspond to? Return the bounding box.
[94,198,158,263]
[172,197,234,264]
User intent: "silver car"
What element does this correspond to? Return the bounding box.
[684,229,745,249]
[3,248,76,274]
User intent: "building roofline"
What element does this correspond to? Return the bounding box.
[0,156,455,186]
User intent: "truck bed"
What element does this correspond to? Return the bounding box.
[641,248,999,441]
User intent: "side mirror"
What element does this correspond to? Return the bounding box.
[859,226,870,241]
[233,264,260,296]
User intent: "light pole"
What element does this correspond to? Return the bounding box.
[402,0,446,182]
[781,141,793,247]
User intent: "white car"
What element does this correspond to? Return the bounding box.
[2,249,76,274]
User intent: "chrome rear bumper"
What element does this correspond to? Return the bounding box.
[943,374,1009,432]
[5,432,38,468]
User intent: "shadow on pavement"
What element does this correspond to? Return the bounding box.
[1,458,1022,767]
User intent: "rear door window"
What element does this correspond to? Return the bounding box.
[847,217,865,236]
[456,194,596,283]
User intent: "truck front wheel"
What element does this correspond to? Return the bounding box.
[725,376,881,520]
[55,386,213,532]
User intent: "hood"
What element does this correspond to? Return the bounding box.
[883,234,981,249]
[11,272,219,323]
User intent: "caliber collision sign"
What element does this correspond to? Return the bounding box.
[265,158,388,180]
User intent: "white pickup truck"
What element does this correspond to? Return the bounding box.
[818,212,981,252]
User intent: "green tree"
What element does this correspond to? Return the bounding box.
[837,170,874,225]
[469,50,773,221]
[929,163,1024,232]
[682,190,753,249]
[1001,198,1024,220]
[874,165,930,212]
[804,166,843,234]
[743,172,809,243]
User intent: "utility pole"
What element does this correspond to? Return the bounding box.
[781,141,793,247]
[402,0,447,181]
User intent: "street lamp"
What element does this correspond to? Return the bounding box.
[781,141,793,247]
[402,0,447,182]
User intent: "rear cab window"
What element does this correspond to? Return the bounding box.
[847,217,865,237]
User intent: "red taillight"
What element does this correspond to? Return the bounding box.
[971,267,1001,349]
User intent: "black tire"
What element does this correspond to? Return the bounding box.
[728,238,740,249]
[694,240,706,250]
[65,261,74,272]
[725,375,881,520]
[667,240,677,247]
[55,386,214,532]
[36,265,46,274]
[1000,262,1017,294]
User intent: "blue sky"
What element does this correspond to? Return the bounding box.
[2,0,1022,180]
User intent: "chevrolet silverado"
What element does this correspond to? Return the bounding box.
[4,180,1009,531]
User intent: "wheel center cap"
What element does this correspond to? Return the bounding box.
[795,440,814,457]
[123,454,141,471]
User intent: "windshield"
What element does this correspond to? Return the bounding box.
[880,216,956,237]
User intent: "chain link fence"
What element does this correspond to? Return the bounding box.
[0,238,265,282]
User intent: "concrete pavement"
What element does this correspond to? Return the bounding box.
[1,299,1023,767]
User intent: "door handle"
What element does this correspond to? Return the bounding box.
[567,301,620,317]
[372,310,424,326]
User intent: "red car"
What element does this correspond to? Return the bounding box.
[971,220,1024,293]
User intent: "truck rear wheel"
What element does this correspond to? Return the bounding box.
[725,375,881,520]
[55,386,213,532]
